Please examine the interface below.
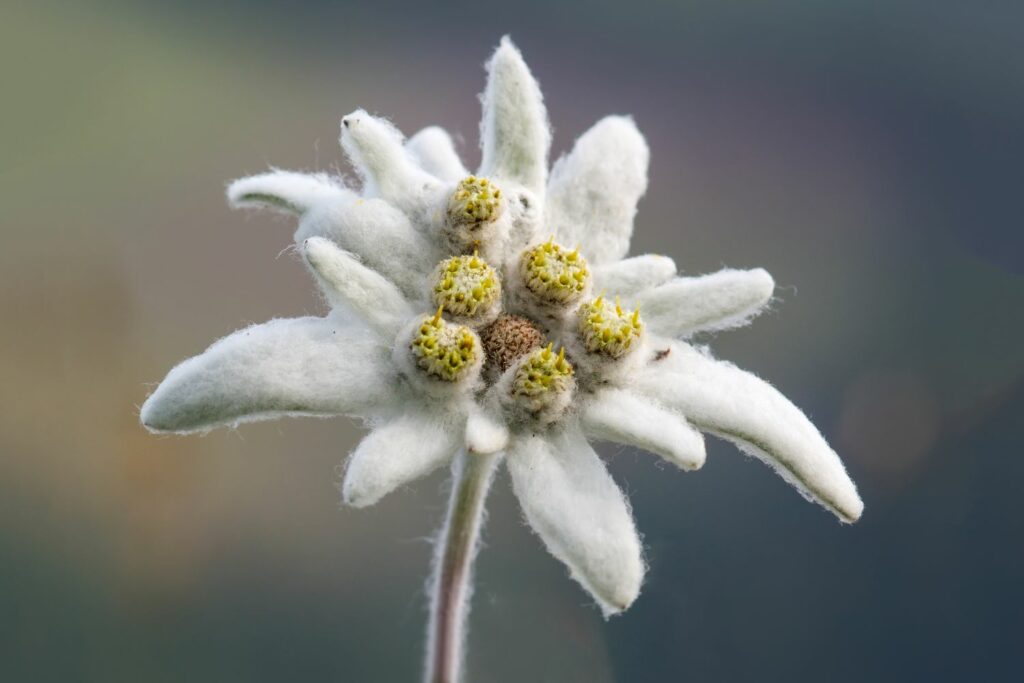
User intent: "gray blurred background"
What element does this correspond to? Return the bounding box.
[2,1,1022,680]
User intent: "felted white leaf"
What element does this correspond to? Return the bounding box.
[227,170,349,216]
[339,109,442,217]
[141,316,397,434]
[342,407,464,508]
[478,36,551,193]
[302,237,414,336]
[407,126,468,182]
[591,254,677,297]
[296,194,440,300]
[636,339,863,522]
[506,424,644,617]
[582,388,705,471]
[547,116,649,265]
[637,268,775,338]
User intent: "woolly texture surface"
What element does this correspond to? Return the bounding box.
[548,116,649,265]
[340,110,440,217]
[227,170,347,216]
[464,402,509,455]
[479,37,550,193]
[342,407,464,508]
[141,317,395,434]
[592,255,677,297]
[582,388,706,471]
[303,237,413,336]
[638,268,775,338]
[406,126,468,182]
[506,425,644,617]
[636,339,863,522]
[297,193,437,299]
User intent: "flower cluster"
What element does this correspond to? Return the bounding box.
[141,37,862,617]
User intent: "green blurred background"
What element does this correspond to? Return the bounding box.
[2,1,1022,680]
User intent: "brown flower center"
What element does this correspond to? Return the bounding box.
[478,314,545,376]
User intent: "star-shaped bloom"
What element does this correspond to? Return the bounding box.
[141,37,862,617]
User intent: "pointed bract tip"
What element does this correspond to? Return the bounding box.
[838,495,865,524]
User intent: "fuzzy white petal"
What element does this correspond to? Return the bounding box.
[340,110,441,216]
[302,237,413,336]
[582,388,705,471]
[592,255,677,297]
[506,425,644,616]
[465,401,509,455]
[342,407,463,508]
[547,116,649,265]
[296,195,439,300]
[407,126,468,182]
[637,268,775,337]
[227,171,349,216]
[141,317,396,434]
[637,340,863,522]
[478,37,550,193]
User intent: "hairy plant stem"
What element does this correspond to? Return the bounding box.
[425,451,500,683]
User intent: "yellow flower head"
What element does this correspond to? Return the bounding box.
[577,296,643,359]
[431,252,501,321]
[512,343,574,399]
[410,308,480,382]
[447,175,503,227]
[520,237,590,305]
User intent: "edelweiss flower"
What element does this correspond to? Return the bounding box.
[141,37,862,620]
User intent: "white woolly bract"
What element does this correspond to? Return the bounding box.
[342,406,464,508]
[227,170,349,216]
[340,109,441,218]
[141,317,396,434]
[297,194,439,300]
[465,400,510,454]
[636,339,863,522]
[478,37,550,193]
[592,255,677,297]
[638,268,775,338]
[582,388,705,471]
[548,116,649,265]
[407,126,468,182]
[506,425,644,617]
[303,237,413,337]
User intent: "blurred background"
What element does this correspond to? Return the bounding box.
[2,0,1022,680]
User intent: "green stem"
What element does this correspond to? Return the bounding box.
[425,451,499,683]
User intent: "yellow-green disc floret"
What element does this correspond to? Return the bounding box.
[447,176,503,227]
[431,253,501,320]
[578,296,643,359]
[512,343,574,399]
[520,238,590,305]
[410,308,480,382]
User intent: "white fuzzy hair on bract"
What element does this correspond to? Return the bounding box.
[142,36,862,621]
